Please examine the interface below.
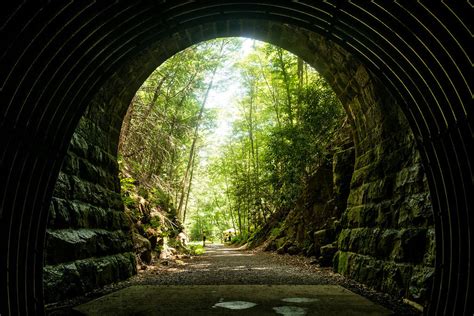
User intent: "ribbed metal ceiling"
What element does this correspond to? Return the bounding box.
[0,1,471,315]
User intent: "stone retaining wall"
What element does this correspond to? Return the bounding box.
[43,89,137,303]
[334,73,434,307]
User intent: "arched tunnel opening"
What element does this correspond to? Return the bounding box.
[0,2,471,315]
[43,36,433,314]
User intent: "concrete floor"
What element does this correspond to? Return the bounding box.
[73,284,392,315]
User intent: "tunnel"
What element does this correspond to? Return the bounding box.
[0,1,472,315]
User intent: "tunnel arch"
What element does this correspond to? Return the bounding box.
[0,2,471,315]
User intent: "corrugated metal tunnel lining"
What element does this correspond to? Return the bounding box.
[0,1,471,315]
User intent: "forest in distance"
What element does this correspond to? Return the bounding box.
[118,37,346,246]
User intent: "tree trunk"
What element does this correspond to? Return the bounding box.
[182,148,197,223]
[177,41,225,220]
[277,48,293,124]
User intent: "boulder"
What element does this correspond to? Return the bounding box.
[133,233,152,264]
[319,244,337,266]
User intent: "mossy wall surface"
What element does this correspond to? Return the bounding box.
[43,85,137,303]
[333,69,434,306]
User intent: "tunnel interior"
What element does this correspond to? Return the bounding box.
[0,2,471,315]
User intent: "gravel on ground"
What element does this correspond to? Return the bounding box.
[46,243,420,315]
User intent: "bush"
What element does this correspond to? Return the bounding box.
[188,243,206,255]
[231,235,247,245]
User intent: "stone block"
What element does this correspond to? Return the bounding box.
[45,228,133,265]
[43,252,136,303]
[376,229,398,259]
[78,158,100,183]
[347,228,379,255]
[68,175,122,209]
[314,229,334,250]
[52,172,71,199]
[394,164,424,193]
[50,198,72,228]
[49,197,130,231]
[408,266,434,304]
[423,228,436,266]
[375,200,396,228]
[356,256,383,287]
[350,204,378,227]
[366,177,394,203]
[390,228,427,263]
[43,262,82,303]
[335,251,351,275]
[61,151,80,175]
[346,186,367,209]
[381,262,413,297]
[319,244,337,266]
[349,166,370,189]
[397,192,432,227]
[133,233,152,264]
[69,133,89,158]
[355,65,370,87]
[337,228,351,251]
[333,147,355,213]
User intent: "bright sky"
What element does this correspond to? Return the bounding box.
[207,38,254,135]
[198,38,256,162]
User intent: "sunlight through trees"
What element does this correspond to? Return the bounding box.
[119,38,345,244]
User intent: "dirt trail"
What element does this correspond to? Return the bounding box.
[127,244,418,315]
[47,244,419,315]
[133,243,335,286]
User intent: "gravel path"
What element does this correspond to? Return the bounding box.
[133,244,336,286]
[47,244,420,315]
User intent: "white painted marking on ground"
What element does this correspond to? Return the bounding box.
[273,306,308,315]
[213,301,257,310]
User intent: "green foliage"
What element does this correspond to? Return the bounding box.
[120,39,235,210]
[209,41,345,239]
[188,243,206,255]
[230,235,247,245]
[119,38,345,247]
[270,227,282,238]
[120,177,138,209]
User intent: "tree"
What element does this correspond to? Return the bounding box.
[119,38,344,244]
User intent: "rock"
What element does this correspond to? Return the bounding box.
[376,229,398,258]
[333,147,355,214]
[319,244,337,266]
[133,233,152,264]
[313,228,337,258]
[335,251,350,275]
[423,229,435,266]
[159,246,177,260]
[408,267,434,304]
[43,252,136,303]
[381,262,413,297]
[287,245,300,255]
[46,229,126,264]
[391,229,426,263]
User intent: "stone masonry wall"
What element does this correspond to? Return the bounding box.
[43,87,137,303]
[42,19,435,306]
[334,78,435,308]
